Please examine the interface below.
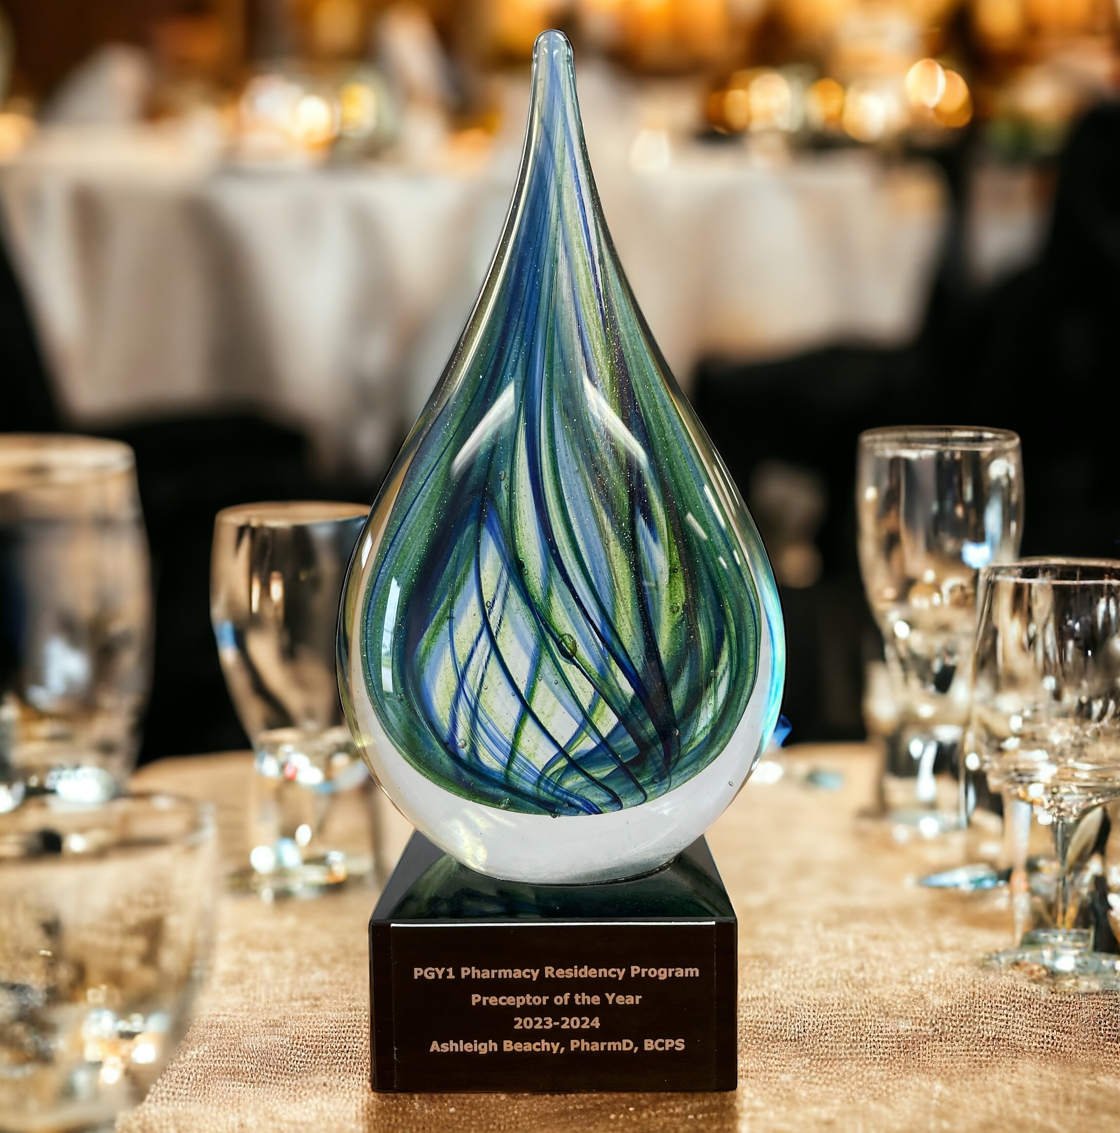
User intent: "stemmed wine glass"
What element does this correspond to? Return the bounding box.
[857,427,1023,839]
[973,559,1120,986]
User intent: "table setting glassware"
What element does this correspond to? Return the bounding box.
[0,792,216,1132]
[0,435,151,810]
[995,793,1119,952]
[972,558,1120,987]
[857,426,1022,840]
[210,500,379,898]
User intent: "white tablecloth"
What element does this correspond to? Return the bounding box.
[0,125,946,476]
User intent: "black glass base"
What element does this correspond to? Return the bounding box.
[369,832,738,1093]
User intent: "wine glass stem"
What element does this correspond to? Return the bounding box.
[958,753,972,829]
[1052,810,1091,932]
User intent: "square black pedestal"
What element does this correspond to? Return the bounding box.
[369,833,738,1093]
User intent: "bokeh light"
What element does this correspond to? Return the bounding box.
[749,71,794,131]
[339,81,378,137]
[842,78,906,142]
[905,58,946,110]
[934,69,972,127]
[291,94,339,147]
[805,78,845,130]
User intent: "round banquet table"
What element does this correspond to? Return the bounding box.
[0,125,946,476]
[128,745,1120,1133]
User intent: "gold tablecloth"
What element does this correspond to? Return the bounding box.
[125,746,1120,1133]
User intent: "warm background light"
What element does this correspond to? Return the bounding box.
[934,69,972,126]
[805,77,846,129]
[906,58,946,109]
[291,93,339,147]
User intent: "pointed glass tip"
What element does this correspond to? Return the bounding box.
[527,30,580,134]
[532,28,573,69]
[522,30,577,133]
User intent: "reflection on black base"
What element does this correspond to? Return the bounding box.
[369,833,738,1093]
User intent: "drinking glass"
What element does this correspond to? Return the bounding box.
[210,501,376,897]
[0,793,216,1131]
[0,435,151,810]
[973,559,1120,985]
[857,426,1022,836]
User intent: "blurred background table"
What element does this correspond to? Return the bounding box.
[2,0,1119,770]
[0,124,945,477]
[126,746,1120,1133]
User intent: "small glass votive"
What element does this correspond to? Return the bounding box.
[210,502,379,898]
[0,793,216,1132]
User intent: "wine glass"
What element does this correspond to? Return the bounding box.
[857,426,1022,838]
[0,435,151,809]
[210,501,377,897]
[973,559,1120,985]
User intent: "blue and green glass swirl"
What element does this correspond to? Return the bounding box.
[348,31,783,818]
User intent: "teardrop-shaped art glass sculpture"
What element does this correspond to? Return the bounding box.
[339,30,784,883]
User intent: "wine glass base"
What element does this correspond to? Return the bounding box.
[887,808,961,840]
[918,862,1008,891]
[229,853,376,900]
[983,932,1120,991]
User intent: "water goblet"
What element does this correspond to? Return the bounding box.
[973,559,1120,985]
[857,426,1022,837]
[0,435,152,809]
[0,793,216,1131]
[210,501,377,897]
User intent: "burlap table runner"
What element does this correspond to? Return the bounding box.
[123,746,1120,1133]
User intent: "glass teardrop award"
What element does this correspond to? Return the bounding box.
[340,30,784,886]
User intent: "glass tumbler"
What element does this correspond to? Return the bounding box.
[857,427,1022,836]
[0,793,216,1132]
[0,435,151,809]
[210,502,375,897]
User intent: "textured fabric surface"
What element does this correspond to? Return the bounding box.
[124,747,1120,1132]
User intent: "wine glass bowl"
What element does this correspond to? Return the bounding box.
[210,501,377,896]
[975,560,1120,818]
[857,426,1023,831]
